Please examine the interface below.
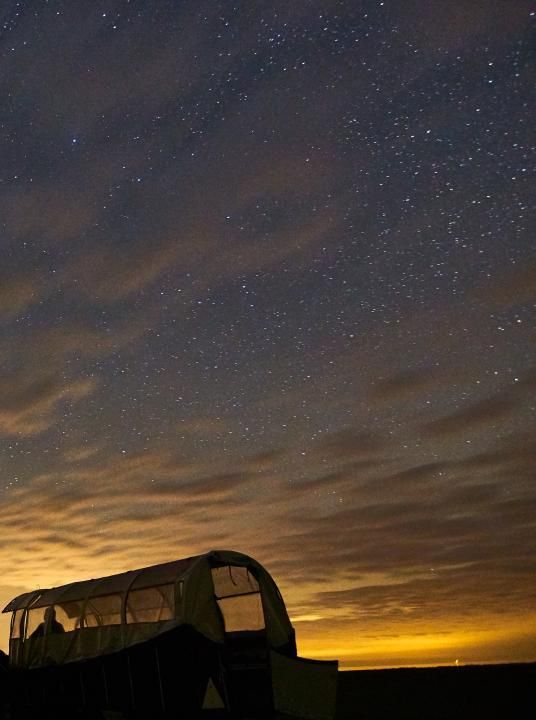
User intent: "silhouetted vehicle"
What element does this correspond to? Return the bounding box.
[2,549,337,719]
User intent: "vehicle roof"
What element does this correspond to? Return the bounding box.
[3,553,203,611]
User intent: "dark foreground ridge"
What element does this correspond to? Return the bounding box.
[336,661,535,720]
[1,660,534,719]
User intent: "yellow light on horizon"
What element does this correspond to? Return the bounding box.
[296,616,536,669]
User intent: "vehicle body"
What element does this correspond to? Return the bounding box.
[2,549,337,719]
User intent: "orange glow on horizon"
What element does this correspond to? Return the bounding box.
[293,614,536,670]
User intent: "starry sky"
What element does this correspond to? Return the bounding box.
[0,0,535,669]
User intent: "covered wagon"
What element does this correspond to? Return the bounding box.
[2,549,337,718]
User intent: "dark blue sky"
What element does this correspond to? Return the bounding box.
[0,1,534,667]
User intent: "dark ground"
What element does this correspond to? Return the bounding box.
[336,662,535,719]
[1,661,534,718]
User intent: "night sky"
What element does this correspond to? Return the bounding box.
[0,1,535,669]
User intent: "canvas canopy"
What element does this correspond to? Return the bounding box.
[3,549,294,669]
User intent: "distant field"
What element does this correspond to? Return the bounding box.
[336,662,535,719]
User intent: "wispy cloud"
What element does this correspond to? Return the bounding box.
[0,372,96,436]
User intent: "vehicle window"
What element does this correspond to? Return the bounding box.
[126,584,174,623]
[55,601,84,632]
[217,593,265,632]
[212,565,259,598]
[84,594,122,626]
[26,607,46,638]
[212,566,265,632]
[11,609,25,639]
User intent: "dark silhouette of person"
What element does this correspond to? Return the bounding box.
[30,606,65,637]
